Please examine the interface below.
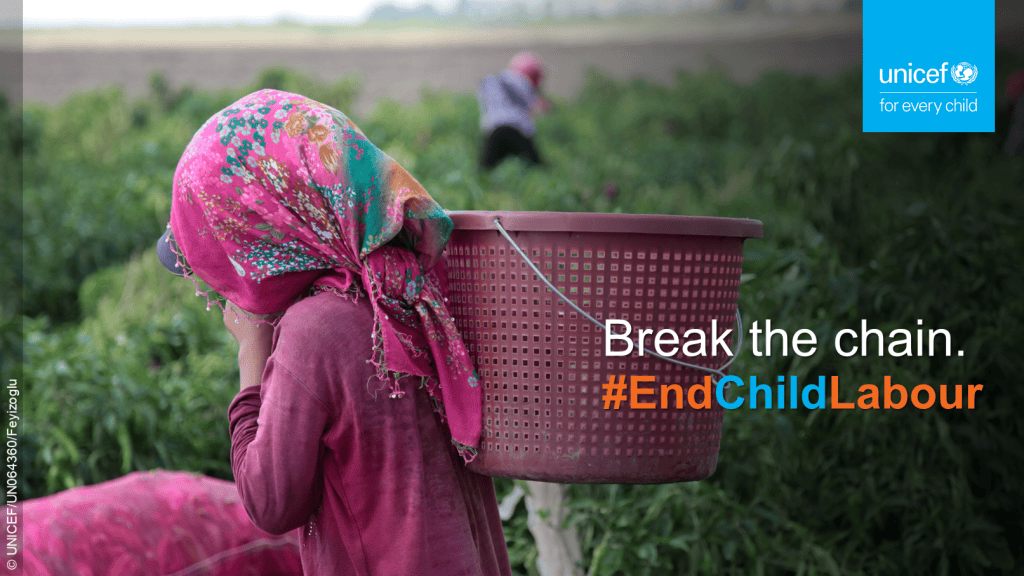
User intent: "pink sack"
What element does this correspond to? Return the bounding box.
[24,470,302,576]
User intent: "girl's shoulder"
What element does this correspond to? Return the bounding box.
[269,292,377,392]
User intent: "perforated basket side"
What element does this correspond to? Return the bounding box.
[445,226,746,484]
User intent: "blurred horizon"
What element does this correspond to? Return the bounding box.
[23,0,858,30]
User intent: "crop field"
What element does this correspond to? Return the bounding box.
[5,40,1024,574]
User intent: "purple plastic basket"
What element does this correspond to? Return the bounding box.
[444,211,763,484]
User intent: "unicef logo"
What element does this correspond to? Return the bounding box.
[951,62,978,85]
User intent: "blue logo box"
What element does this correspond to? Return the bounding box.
[863,0,994,133]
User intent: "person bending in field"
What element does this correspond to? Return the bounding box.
[477,51,552,170]
[157,89,511,576]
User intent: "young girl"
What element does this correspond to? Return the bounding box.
[157,89,511,575]
[477,51,552,169]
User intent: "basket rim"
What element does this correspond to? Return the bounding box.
[445,210,764,239]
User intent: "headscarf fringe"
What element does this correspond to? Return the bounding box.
[453,441,478,464]
[169,234,283,326]
[310,283,362,303]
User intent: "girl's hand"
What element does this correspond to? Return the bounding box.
[223,302,275,345]
[223,302,275,391]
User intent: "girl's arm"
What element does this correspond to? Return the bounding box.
[531,94,552,115]
[224,304,329,535]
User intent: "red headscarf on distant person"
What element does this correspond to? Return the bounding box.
[165,89,482,458]
[508,52,545,89]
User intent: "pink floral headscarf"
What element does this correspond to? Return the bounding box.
[167,89,481,458]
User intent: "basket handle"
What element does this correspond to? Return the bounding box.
[491,218,743,384]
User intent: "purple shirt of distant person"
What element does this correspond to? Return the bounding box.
[479,69,540,136]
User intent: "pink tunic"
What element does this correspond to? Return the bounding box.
[228,291,512,576]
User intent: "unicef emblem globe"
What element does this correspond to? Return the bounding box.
[951,62,978,85]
